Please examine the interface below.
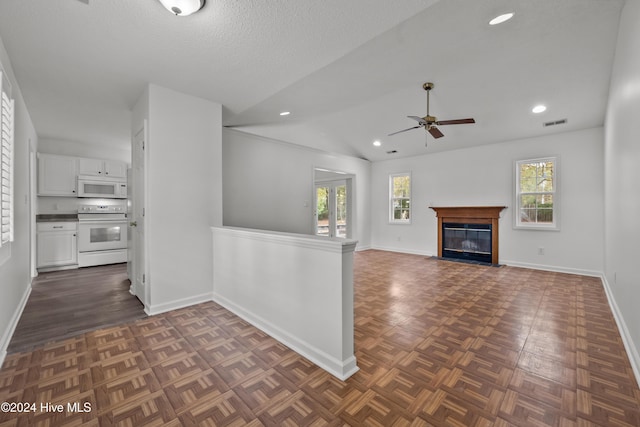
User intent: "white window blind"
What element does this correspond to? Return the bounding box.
[0,71,14,246]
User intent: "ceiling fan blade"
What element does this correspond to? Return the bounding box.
[428,126,444,139]
[435,118,475,126]
[388,125,422,136]
[407,115,428,125]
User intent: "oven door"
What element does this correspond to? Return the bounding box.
[78,220,128,252]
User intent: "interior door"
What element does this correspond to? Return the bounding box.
[130,123,148,308]
[315,184,330,236]
[315,180,347,238]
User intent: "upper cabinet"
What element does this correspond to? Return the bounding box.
[79,158,127,178]
[38,153,79,196]
[38,153,128,197]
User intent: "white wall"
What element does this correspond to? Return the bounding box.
[222,128,372,249]
[604,0,640,377]
[212,227,358,380]
[371,127,604,275]
[0,36,38,364]
[38,138,130,164]
[142,84,222,313]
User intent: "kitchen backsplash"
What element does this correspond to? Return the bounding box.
[37,196,128,214]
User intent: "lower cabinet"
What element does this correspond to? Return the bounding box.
[37,222,78,269]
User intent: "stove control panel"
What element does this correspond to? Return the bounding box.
[78,205,125,213]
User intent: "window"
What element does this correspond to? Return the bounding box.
[0,70,14,246]
[390,173,411,223]
[515,157,557,229]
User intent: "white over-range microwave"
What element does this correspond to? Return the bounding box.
[77,176,128,199]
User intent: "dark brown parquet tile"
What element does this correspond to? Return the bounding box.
[2,250,640,426]
[150,352,211,386]
[517,351,577,389]
[233,368,299,414]
[141,338,196,366]
[163,369,229,414]
[177,389,256,426]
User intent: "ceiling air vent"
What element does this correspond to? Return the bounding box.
[386,150,398,154]
[543,118,567,127]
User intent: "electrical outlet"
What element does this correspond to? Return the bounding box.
[537,247,545,255]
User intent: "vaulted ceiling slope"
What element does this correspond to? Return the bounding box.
[0,0,624,161]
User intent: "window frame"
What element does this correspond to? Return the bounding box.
[0,70,14,247]
[389,172,412,225]
[514,157,558,230]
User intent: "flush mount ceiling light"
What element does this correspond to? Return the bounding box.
[489,12,514,25]
[279,111,291,116]
[532,105,547,114]
[373,140,382,147]
[158,0,205,16]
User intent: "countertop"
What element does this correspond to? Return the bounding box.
[36,214,78,222]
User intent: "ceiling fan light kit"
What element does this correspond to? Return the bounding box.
[157,0,205,16]
[388,82,475,140]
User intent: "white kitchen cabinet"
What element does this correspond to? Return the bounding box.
[104,160,127,178]
[38,153,79,196]
[78,157,103,176]
[79,158,127,178]
[37,222,78,269]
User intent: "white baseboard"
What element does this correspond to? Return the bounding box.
[144,292,213,316]
[370,245,434,257]
[213,292,359,381]
[0,282,32,368]
[491,259,602,277]
[600,275,640,386]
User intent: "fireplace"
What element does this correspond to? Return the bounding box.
[442,223,492,263]
[430,206,506,265]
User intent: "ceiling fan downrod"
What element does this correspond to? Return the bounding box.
[423,82,434,116]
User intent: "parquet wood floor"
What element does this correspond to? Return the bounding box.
[2,250,639,426]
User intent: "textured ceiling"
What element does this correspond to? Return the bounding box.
[0,0,625,161]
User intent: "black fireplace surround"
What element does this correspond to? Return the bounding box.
[442,222,492,264]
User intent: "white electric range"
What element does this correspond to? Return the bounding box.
[77,204,128,267]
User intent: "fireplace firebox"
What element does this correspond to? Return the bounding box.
[442,223,492,263]
[430,206,506,265]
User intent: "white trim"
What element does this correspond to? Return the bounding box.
[213,292,359,381]
[514,157,558,230]
[500,259,602,277]
[214,226,358,254]
[389,172,412,224]
[144,292,213,316]
[600,274,640,386]
[371,245,434,257]
[0,282,32,367]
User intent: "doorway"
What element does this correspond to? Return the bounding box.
[313,168,354,239]
[130,122,148,310]
[315,180,348,238]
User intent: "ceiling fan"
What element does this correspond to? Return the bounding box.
[389,82,475,139]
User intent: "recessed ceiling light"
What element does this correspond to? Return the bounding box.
[279,111,291,116]
[373,140,382,147]
[532,105,547,114]
[489,12,514,25]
